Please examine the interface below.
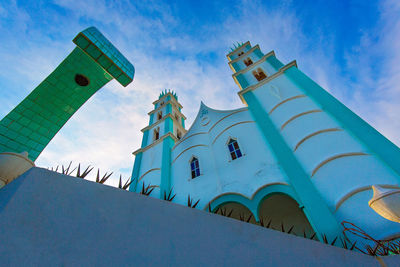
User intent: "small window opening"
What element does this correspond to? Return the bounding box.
[238,51,244,57]
[177,129,182,140]
[228,139,242,160]
[190,157,200,178]
[157,111,163,120]
[175,113,179,122]
[160,101,164,107]
[252,68,267,81]
[153,127,160,141]
[244,58,253,67]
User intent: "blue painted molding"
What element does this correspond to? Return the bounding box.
[236,74,249,90]
[141,130,149,149]
[266,56,284,71]
[130,152,142,192]
[208,184,301,222]
[160,136,175,198]
[166,103,172,114]
[164,117,173,134]
[253,48,264,58]
[149,113,154,125]
[181,117,185,128]
[285,66,400,183]
[242,90,342,241]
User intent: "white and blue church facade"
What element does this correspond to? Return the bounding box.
[130,41,400,241]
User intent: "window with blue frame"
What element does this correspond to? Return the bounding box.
[190,157,200,178]
[228,139,242,160]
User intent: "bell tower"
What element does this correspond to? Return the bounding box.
[130,90,186,198]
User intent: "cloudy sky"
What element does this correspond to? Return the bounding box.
[0,0,399,186]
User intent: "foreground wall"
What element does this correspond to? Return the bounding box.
[0,168,397,266]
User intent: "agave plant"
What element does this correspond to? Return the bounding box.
[95,169,113,184]
[187,195,200,208]
[118,175,133,190]
[163,188,176,201]
[140,182,155,196]
[239,213,253,223]
[76,164,94,179]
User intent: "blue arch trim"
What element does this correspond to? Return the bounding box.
[207,183,300,222]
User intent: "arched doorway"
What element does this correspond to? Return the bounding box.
[216,202,257,224]
[258,194,314,237]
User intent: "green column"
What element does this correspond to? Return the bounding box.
[0,27,134,161]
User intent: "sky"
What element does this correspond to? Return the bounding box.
[0,0,400,186]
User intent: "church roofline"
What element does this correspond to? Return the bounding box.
[173,101,248,147]
[148,99,187,119]
[226,41,251,58]
[152,92,182,108]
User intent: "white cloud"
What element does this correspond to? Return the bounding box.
[1,0,400,187]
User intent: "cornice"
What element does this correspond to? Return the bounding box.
[232,50,276,77]
[152,92,183,108]
[133,132,178,155]
[226,41,251,58]
[237,60,297,103]
[148,100,187,120]
[141,113,187,133]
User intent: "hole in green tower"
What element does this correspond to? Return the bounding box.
[75,74,89,86]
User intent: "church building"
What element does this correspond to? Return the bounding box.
[130,41,400,241]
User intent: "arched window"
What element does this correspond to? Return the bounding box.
[238,51,244,57]
[252,68,267,81]
[244,57,253,67]
[153,127,160,141]
[190,157,200,178]
[175,113,179,122]
[177,129,182,140]
[157,111,163,120]
[228,139,242,160]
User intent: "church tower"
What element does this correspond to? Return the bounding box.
[227,42,400,240]
[130,90,186,198]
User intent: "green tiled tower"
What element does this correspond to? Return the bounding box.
[0,27,134,161]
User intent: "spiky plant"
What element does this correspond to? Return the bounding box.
[94,169,113,184]
[163,188,176,201]
[239,213,253,223]
[118,175,133,190]
[61,161,76,175]
[140,183,155,196]
[259,217,273,229]
[76,164,93,179]
[187,195,200,208]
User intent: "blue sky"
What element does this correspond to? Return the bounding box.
[1,0,399,185]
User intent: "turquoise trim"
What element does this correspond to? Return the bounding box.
[266,56,284,71]
[167,95,171,101]
[166,103,172,114]
[181,117,185,128]
[141,130,149,148]
[231,62,240,72]
[149,114,154,125]
[254,48,264,58]
[285,66,400,183]
[208,184,301,222]
[236,74,249,89]
[164,117,173,134]
[160,136,175,198]
[243,90,342,241]
[130,152,142,192]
